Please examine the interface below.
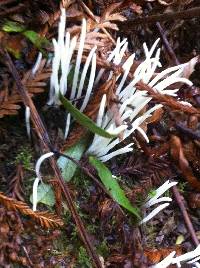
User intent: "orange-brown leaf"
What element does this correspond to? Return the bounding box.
[188,193,200,208]
[101,2,126,22]
[144,247,182,264]
[170,135,200,191]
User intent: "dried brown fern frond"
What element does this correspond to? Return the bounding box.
[8,164,25,201]
[35,211,64,229]
[65,1,126,47]
[0,192,64,228]
[0,59,51,118]
[0,82,21,117]
[85,2,126,32]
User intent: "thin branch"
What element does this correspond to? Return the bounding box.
[136,81,200,115]
[0,4,25,17]
[22,246,34,267]
[172,186,199,247]
[2,48,102,268]
[118,7,200,28]
[147,3,180,65]
[55,150,126,217]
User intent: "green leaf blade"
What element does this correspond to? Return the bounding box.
[23,30,49,49]
[89,156,140,219]
[57,136,89,182]
[59,93,116,139]
[2,21,25,33]
[30,183,55,207]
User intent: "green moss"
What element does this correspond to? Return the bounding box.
[97,240,109,257]
[15,147,33,171]
[76,246,92,268]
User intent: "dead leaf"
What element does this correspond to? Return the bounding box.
[0,192,64,229]
[66,7,84,21]
[188,193,200,208]
[144,247,182,264]
[101,2,126,22]
[182,56,199,79]
[170,135,200,191]
[147,107,164,124]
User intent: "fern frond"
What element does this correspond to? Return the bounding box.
[0,192,64,229]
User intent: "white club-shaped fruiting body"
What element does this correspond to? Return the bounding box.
[30,8,198,268]
[139,180,177,225]
[48,8,97,138]
[86,36,192,162]
[48,8,193,151]
[32,152,54,211]
[151,245,200,268]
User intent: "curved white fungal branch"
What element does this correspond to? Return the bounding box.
[87,92,162,162]
[49,8,193,163]
[32,52,42,76]
[48,8,98,137]
[25,106,31,139]
[32,152,54,211]
[35,152,54,180]
[32,177,40,211]
[49,9,97,110]
[144,180,178,208]
[70,18,87,100]
[139,180,177,225]
[152,245,200,268]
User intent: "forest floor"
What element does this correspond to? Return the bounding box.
[0,0,200,267]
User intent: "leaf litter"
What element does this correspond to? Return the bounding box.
[0,0,200,267]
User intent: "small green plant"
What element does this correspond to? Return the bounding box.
[97,240,109,257]
[2,20,50,54]
[148,189,157,198]
[15,147,33,171]
[76,246,92,268]
[145,224,157,248]
[178,181,188,193]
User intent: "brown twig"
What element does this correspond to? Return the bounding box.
[137,81,200,115]
[0,4,25,17]
[2,49,102,268]
[147,3,180,65]
[57,151,126,217]
[175,122,200,140]
[172,186,199,247]
[22,246,34,267]
[118,7,200,28]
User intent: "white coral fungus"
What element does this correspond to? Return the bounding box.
[25,52,43,139]
[151,245,200,268]
[48,8,97,138]
[32,152,54,211]
[139,180,177,225]
[49,8,192,160]
[87,37,192,161]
